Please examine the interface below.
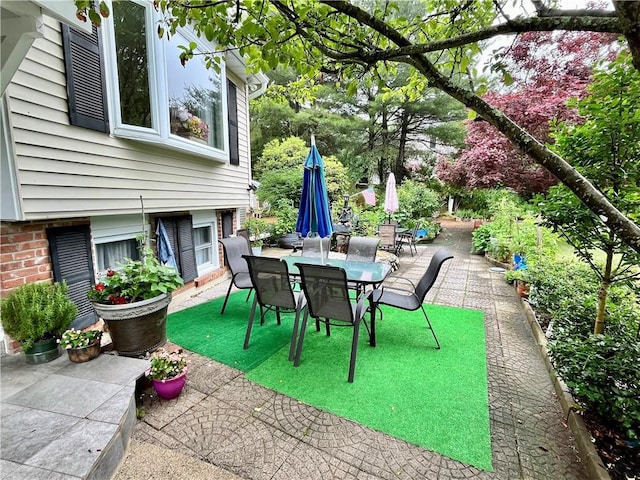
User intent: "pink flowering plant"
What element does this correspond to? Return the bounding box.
[173,106,209,140]
[146,348,188,381]
[59,328,102,349]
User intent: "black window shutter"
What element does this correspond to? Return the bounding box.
[61,24,109,132]
[157,216,197,283]
[47,225,97,330]
[227,79,239,166]
[177,217,197,282]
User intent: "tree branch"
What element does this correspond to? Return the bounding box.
[322,0,640,253]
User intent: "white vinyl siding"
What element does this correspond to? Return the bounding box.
[4,16,252,221]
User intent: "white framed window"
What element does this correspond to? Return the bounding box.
[192,211,218,275]
[95,238,140,273]
[102,0,229,161]
[90,214,149,275]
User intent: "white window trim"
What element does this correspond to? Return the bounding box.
[101,0,229,162]
[192,211,220,275]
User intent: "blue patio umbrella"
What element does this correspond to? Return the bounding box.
[296,140,333,239]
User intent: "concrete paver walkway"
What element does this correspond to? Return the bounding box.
[114,220,587,480]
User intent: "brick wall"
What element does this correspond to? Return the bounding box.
[0,219,89,297]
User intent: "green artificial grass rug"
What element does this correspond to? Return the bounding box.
[167,293,491,470]
[166,291,294,371]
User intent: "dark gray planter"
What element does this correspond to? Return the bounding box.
[24,338,61,364]
[91,293,171,357]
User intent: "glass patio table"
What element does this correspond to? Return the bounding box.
[281,255,392,286]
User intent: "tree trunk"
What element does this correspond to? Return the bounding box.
[593,248,614,335]
[396,110,409,183]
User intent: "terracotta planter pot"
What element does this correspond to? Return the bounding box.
[91,294,171,357]
[66,337,102,363]
[152,371,187,400]
[516,281,530,298]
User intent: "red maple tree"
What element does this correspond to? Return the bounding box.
[437,30,618,196]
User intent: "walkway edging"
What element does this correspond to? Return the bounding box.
[519,296,611,480]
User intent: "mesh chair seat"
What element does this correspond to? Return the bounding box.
[346,236,379,262]
[243,255,306,361]
[345,236,380,295]
[373,249,454,349]
[374,288,421,311]
[377,224,401,256]
[301,236,330,258]
[219,237,254,314]
[294,262,375,382]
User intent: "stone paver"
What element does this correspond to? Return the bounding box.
[114,220,587,480]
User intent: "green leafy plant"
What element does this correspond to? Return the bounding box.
[145,347,188,380]
[271,199,298,237]
[471,224,493,254]
[550,333,640,440]
[243,217,269,248]
[87,247,184,305]
[59,328,102,349]
[0,281,77,350]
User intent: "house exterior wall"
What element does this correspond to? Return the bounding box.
[0,14,256,351]
[4,17,253,221]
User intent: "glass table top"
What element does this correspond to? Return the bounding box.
[282,255,391,284]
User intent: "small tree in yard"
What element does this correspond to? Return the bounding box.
[437,31,618,197]
[538,51,640,335]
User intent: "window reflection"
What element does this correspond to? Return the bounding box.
[166,33,224,149]
[113,1,151,128]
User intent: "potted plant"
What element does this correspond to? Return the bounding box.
[87,246,184,357]
[59,328,102,363]
[145,347,189,399]
[243,217,269,255]
[0,281,77,364]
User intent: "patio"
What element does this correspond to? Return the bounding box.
[117,220,589,479]
[0,220,591,479]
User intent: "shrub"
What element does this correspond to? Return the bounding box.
[243,217,269,247]
[1,281,77,350]
[549,333,640,439]
[526,259,596,315]
[397,180,442,223]
[270,199,298,236]
[471,224,493,254]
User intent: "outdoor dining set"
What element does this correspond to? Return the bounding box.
[219,235,453,382]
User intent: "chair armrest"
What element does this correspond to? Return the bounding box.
[381,276,417,290]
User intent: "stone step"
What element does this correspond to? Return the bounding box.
[1,351,148,479]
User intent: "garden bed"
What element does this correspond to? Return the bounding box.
[518,293,639,480]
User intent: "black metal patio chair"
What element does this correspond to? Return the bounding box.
[345,236,380,295]
[377,223,401,256]
[397,225,419,256]
[301,236,330,258]
[294,262,375,382]
[218,237,253,314]
[242,255,306,361]
[372,249,454,349]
